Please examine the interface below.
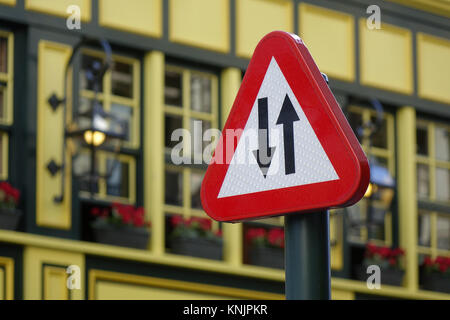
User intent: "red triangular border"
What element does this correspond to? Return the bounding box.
[201,31,369,222]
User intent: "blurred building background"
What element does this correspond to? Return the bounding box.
[0,0,449,300]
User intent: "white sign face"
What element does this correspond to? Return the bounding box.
[218,57,339,198]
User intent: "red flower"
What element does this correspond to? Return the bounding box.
[423,256,433,266]
[171,215,184,227]
[379,247,391,258]
[199,218,212,231]
[392,248,405,257]
[135,207,145,217]
[9,188,20,204]
[436,256,446,265]
[0,182,20,205]
[111,202,122,211]
[121,211,132,224]
[91,207,100,216]
[364,244,405,267]
[267,228,284,248]
[133,214,145,227]
[246,228,266,242]
[215,229,223,237]
[439,264,448,273]
[101,208,108,217]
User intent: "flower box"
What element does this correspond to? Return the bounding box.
[0,182,21,231]
[168,215,223,260]
[355,264,404,286]
[245,227,284,269]
[170,236,223,261]
[90,203,151,250]
[91,220,150,249]
[249,246,284,269]
[421,273,450,294]
[0,208,22,231]
[357,243,405,286]
[421,256,450,294]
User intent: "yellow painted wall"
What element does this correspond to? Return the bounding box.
[299,4,355,82]
[332,289,354,300]
[144,51,165,255]
[96,281,228,300]
[0,0,15,6]
[43,266,69,300]
[23,247,84,300]
[0,257,13,300]
[36,41,72,229]
[359,19,413,94]
[396,107,418,291]
[26,0,91,21]
[89,270,283,300]
[169,0,229,53]
[0,268,4,299]
[99,0,161,37]
[417,33,450,104]
[220,68,243,266]
[236,0,293,58]
[330,214,343,271]
[387,0,450,18]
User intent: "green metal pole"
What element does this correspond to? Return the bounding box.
[285,211,331,300]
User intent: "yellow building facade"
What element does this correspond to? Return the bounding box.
[0,0,449,300]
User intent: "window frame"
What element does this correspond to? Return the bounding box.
[345,105,396,247]
[76,49,141,204]
[0,30,13,181]
[416,119,450,204]
[416,118,450,259]
[79,48,141,150]
[163,64,220,237]
[418,210,450,258]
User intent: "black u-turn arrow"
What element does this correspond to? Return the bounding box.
[252,97,276,178]
[276,94,300,175]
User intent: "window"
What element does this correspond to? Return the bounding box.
[0,31,13,180]
[416,120,450,204]
[163,65,220,252]
[75,50,140,203]
[416,120,450,258]
[418,211,450,256]
[345,106,395,246]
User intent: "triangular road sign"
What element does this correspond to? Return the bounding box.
[201,31,369,222]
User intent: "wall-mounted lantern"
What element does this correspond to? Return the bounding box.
[46,38,127,202]
[346,99,396,240]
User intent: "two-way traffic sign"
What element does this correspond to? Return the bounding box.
[201,31,369,222]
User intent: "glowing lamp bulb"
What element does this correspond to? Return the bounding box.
[84,130,106,147]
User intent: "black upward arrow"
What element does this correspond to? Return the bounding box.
[276,94,300,175]
[252,97,276,178]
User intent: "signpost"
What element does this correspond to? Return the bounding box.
[201,31,370,299]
